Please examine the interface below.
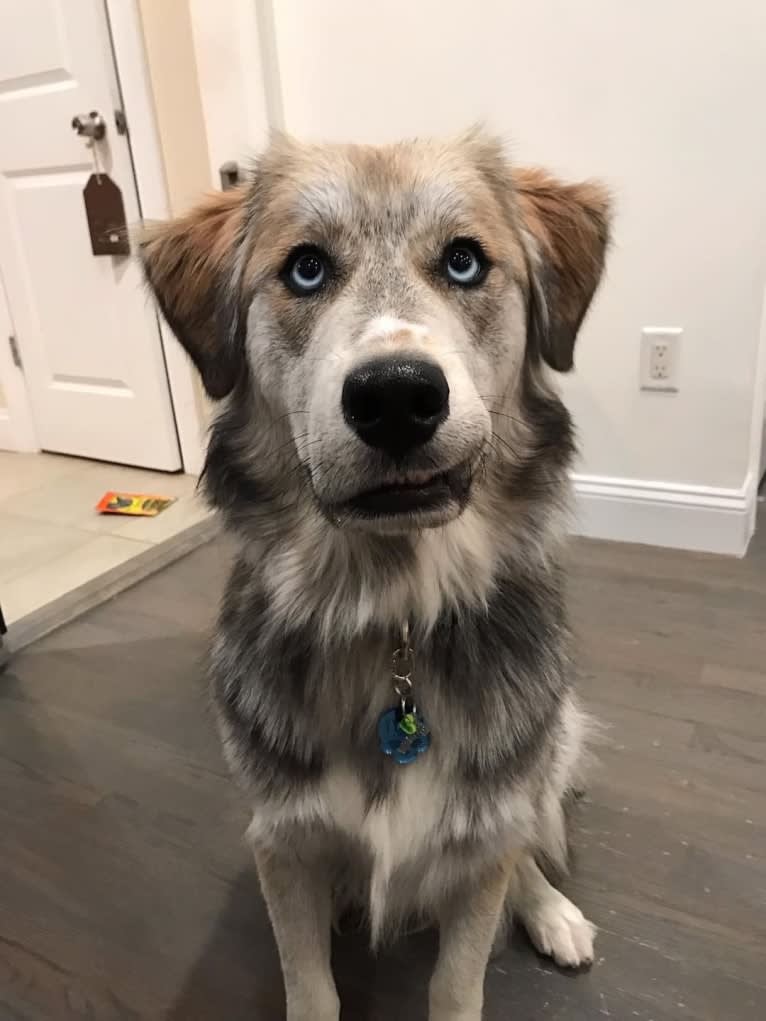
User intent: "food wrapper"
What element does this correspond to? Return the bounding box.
[96,491,175,517]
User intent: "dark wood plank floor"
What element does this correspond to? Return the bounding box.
[2,524,765,1020]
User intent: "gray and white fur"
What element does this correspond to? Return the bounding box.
[141,130,611,1021]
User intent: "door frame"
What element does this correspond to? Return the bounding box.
[106,0,205,475]
[752,284,766,505]
[0,267,37,453]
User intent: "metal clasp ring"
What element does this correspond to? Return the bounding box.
[393,617,416,705]
[392,645,414,680]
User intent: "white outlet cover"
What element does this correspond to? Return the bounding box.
[640,327,682,392]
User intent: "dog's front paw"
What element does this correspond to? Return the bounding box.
[523,889,596,968]
[429,1008,482,1021]
[429,988,483,1021]
[286,987,340,1021]
[287,1011,339,1021]
[287,1005,339,1021]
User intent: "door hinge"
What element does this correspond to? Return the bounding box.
[8,335,23,370]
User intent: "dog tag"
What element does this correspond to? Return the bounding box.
[83,174,130,256]
[378,702,431,764]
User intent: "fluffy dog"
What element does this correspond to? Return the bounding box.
[142,129,611,1021]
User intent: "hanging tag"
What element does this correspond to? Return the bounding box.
[82,174,130,256]
[378,700,431,765]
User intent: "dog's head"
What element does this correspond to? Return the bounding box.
[142,132,610,534]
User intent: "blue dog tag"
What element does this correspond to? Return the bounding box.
[378,705,431,764]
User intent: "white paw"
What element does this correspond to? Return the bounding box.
[523,890,596,968]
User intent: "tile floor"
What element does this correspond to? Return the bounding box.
[0,451,212,636]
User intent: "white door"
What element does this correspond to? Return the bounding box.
[0,0,181,470]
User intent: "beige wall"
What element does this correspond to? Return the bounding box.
[137,0,213,423]
[137,0,213,215]
[188,0,273,185]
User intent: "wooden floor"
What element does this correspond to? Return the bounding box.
[1,523,765,1020]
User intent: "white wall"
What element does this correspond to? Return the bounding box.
[189,0,766,549]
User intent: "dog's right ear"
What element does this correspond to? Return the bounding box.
[514,168,611,373]
[140,187,249,399]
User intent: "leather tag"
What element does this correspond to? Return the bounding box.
[83,174,130,256]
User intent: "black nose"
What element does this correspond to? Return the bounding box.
[342,357,450,459]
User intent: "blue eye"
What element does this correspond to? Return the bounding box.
[284,248,327,295]
[444,240,487,287]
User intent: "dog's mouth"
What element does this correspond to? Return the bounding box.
[340,461,473,519]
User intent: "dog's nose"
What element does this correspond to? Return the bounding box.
[342,357,450,459]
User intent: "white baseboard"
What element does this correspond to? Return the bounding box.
[572,473,757,557]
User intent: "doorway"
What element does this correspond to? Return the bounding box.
[0,1,215,652]
[0,0,181,470]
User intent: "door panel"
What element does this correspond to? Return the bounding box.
[0,0,181,469]
[0,0,69,86]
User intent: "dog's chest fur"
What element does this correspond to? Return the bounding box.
[238,667,543,939]
[212,526,573,932]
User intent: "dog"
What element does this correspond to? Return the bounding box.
[141,129,611,1021]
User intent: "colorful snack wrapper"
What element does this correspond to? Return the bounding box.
[96,492,175,517]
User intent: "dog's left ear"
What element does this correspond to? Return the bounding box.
[140,187,249,399]
[514,167,612,372]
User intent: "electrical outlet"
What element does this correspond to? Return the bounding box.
[641,328,681,392]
